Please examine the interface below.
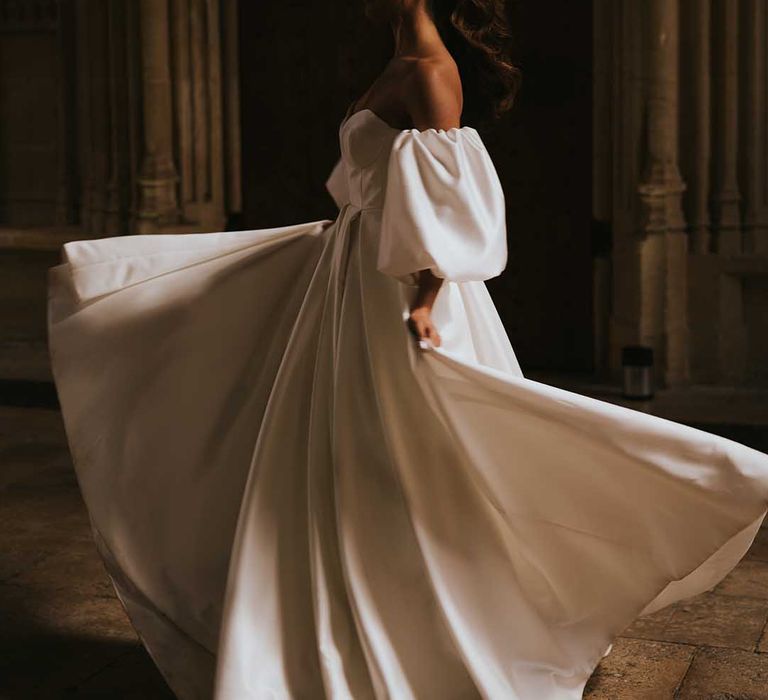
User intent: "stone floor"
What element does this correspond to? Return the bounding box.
[2,404,768,699]
[0,407,174,699]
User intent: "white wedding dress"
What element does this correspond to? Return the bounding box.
[48,107,768,700]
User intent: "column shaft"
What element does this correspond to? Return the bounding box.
[712,0,741,254]
[685,0,711,255]
[137,0,179,231]
[638,0,689,385]
[742,0,767,254]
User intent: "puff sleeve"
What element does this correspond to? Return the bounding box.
[377,127,507,284]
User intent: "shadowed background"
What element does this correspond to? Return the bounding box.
[3,1,766,394]
[1,0,591,387]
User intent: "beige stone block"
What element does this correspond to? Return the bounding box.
[584,637,694,699]
[677,646,768,699]
[10,539,115,599]
[658,592,768,650]
[0,581,136,644]
[621,604,677,641]
[760,625,768,654]
[714,559,768,600]
[0,548,47,583]
[0,487,91,551]
[66,648,174,699]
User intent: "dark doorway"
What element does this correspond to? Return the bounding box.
[238,2,389,228]
[486,2,594,372]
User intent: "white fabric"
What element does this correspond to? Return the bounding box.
[325,156,350,210]
[47,107,768,700]
[378,127,507,283]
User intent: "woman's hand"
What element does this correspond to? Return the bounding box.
[407,306,442,347]
[407,268,444,348]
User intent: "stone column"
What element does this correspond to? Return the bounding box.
[88,0,111,235]
[124,0,143,232]
[170,0,226,231]
[685,0,711,255]
[637,0,689,385]
[222,0,242,217]
[607,0,646,373]
[55,0,76,225]
[711,0,741,255]
[171,0,194,206]
[190,0,211,202]
[742,0,767,255]
[137,0,179,233]
[75,2,93,232]
[104,0,125,235]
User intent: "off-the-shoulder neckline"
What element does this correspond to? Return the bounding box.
[340,107,477,136]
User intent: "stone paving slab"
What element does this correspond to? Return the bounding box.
[759,623,768,654]
[0,407,172,698]
[0,577,145,698]
[584,637,694,699]
[63,648,176,699]
[0,634,143,699]
[0,546,48,583]
[621,604,678,641]
[676,646,768,699]
[747,526,768,563]
[656,592,768,651]
[9,539,117,599]
[2,405,768,697]
[714,559,768,600]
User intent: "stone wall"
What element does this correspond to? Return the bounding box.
[594,0,768,387]
[8,1,765,387]
[0,0,241,380]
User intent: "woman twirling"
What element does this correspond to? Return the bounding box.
[48,1,768,698]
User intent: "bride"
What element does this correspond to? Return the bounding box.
[47,0,768,698]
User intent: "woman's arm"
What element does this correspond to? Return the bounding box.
[407,269,444,346]
[403,62,460,347]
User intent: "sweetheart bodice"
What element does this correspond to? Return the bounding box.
[327,108,508,285]
[330,108,486,212]
[336,109,400,210]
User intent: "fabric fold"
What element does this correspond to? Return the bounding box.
[326,157,351,210]
[48,219,331,700]
[47,104,768,700]
[377,127,507,284]
[60,221,330,303]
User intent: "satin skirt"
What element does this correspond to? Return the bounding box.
[48,204,768,699]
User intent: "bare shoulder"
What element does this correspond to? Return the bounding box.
[402,56,462,131]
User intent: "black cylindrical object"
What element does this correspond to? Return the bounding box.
[621,345,654,400]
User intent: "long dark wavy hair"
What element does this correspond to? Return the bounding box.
[428,0,521,126]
